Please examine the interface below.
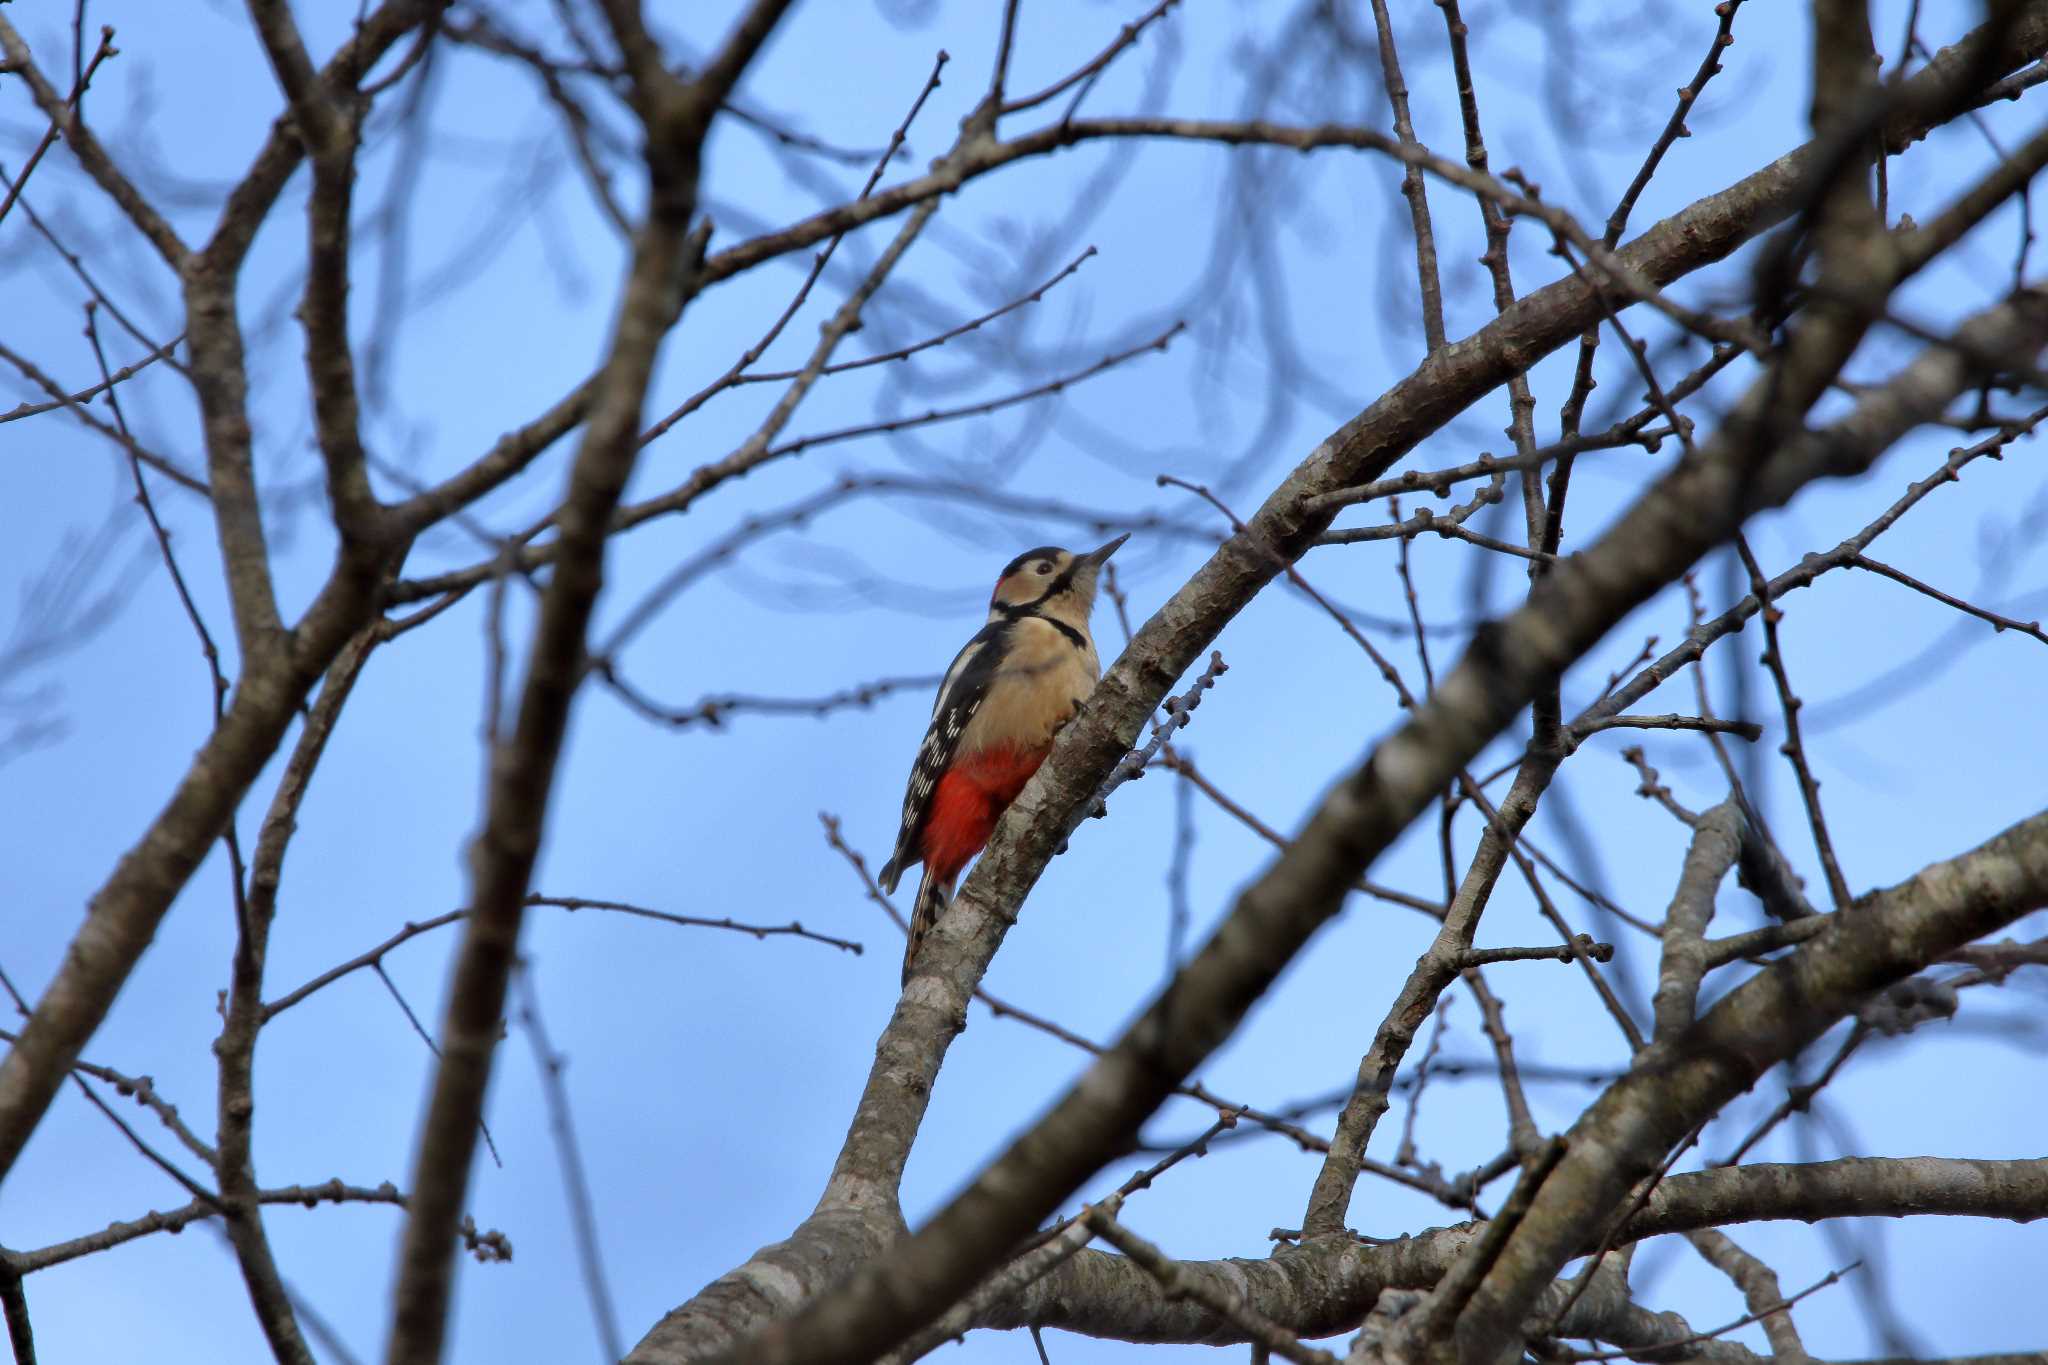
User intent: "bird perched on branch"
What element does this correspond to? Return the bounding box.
[880,536,1127,983]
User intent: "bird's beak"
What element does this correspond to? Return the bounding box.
[1082,533,1129,566]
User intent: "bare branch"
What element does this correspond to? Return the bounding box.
[663,272,2048,1365]
[0,332,183,429]
[264,896,856,1024]
[1850,552,2048,645]
[8,1180,408,1275]
[1651,798,1744,1042]
[1455,940,1614,969]
[998,0,1181,116]
[0,19,189,267]
[514,967,623,1362]
[1685,1227,1816,1365]
[1369,0,1444,354]
[1451,805,2048,1360]
[1082,1208,1341,1365]
[0,23,116,233]
[594,668,941,731]
[387,49,733,1352]
[1737,535,1854,910]
[1576,713,1763,744]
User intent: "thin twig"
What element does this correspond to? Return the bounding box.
[0,339,207,490]
[1576,713,1762,743]
[0,24,116,233]
[1454,939,1614,968]
[1850,552,2048,645]
[1461,970,1541,1156]
[637,48,950,446]
[68,1073,222,1211]
[264,896,859,1021]
[1391,498,1437,695]
[0,333,181,426]
[1316,503,1550,563]
[817,814,1478,1210]
[1088,651,1229,815]
[1437,0,1546,553]
[6,1180,426,1275]
[733,246,1097,385]
[0,1027,214,1165]
[514,965,622,1362]
[1716,1025,1867,1167]
[1395,998,1453,1168]
[1541,1122,1706,1335]
[1619,746,1702,827]
[1159,749,1443,918]
[1161,475,1414,706]
[594,667,941,731]
[1369,0,1444,352]
[758,321,1185,463]
[1736,534,1853,910]
[1566,1262,1857,1362]
[998,0,1181,116]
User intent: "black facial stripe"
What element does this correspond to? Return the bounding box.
[1032,613,1086,647]
[1017,558,1085,612]
[991,604,1086,648]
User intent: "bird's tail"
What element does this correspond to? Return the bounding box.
[902,868,954,985]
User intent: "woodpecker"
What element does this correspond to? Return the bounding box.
[879,535,1128,983]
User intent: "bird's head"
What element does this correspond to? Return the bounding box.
[987,534,1128,622]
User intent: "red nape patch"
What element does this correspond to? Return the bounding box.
[919,745,1050,881]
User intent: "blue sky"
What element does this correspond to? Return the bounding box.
[3,2,2046,1361]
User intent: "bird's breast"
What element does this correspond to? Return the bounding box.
[958,618,1099,755]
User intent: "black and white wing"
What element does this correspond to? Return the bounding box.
[877,620,1007,893]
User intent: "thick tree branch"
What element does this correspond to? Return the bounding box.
[383,196,703,1365]
[653,220,2048,1365]
[1302,752,1560,1237]
[693,0,2048,294]
[0,608,369,1184]
[391,3,2048,601]
[206,0,438,270]
[8,6,2047,1359]
[624,13,2048,1349]
[244,0,390,543]
[957,1156,2048,1345]
[1451,807,2048,1361]
[0,0,461,1197]
[386,8,799,1360]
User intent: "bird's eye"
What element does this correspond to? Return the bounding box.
[1035,561,1053,575]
